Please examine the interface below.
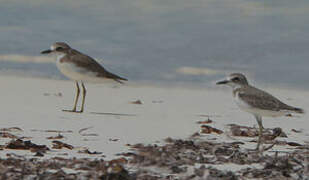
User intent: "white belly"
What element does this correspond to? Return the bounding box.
[56,57,116,84]
[234,94,286,117]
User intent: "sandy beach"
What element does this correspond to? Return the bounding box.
[0,75,307,157]
[0,75,306,179]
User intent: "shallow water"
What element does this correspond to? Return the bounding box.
[0,0,309,88]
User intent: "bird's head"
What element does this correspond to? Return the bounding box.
[216,73,249,88]
[41,42,71,56]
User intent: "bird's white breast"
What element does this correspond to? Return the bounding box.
[234,91,252,111]
[55,54,117,84]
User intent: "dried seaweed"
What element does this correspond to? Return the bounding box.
[52,140,74,150]
[5,139,49,153]
[200,125,223,134]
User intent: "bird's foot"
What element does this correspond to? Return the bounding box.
[62,109,83,113]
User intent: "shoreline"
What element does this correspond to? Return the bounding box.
[0,72,309,93]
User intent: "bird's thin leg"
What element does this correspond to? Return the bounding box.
[63,81,80,112]
[79,82,86,113]
[73,82,81,112]
[255,115,263,151]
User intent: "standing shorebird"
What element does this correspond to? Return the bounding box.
[216,73,304,150]
[41,42,127,113]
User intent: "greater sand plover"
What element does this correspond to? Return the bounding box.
[41,42,127,113]
[216,73,304,150]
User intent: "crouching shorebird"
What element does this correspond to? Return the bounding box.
[216,73,304,151]
[41,42,127,113]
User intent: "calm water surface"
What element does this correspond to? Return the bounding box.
[0,0,309,88]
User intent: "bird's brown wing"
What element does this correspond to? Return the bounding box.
[67,49,127,83]
[237,86,295,112]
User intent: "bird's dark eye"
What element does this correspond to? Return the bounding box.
[56,47,63,51]
[232,77,240,81]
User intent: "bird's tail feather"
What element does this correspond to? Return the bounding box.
[292,107,305,114]
[114,77,127,84]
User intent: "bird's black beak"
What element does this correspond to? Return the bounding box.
[41,49,52,54]
[216,80,229,85]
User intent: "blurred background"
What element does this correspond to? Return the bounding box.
[0,0,308,88]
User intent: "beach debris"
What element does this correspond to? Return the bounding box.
[0,132,19,139]
[230,125,291,148]
[229,124,258,137]
[78,127,98,136]
[262,128,287,141]
[0,127,22,139]
[200,125,223,134]
[0,157,133,179]
[0,127,23,132]
[0,128,307,179]
[52,140,74,150]
[130,100,142,105]
[78,148,103,155]
[110,157,128,164]
[238,152,308,179]
[228,124,287,138]
[122,136,309,179]
[5,139,49,152]
[0,118,306,179]
[196,119,213,124]
[0,127,30,139]
[47,134,64,140]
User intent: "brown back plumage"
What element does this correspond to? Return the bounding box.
[234,85,304,113]
[61,48,127,83]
